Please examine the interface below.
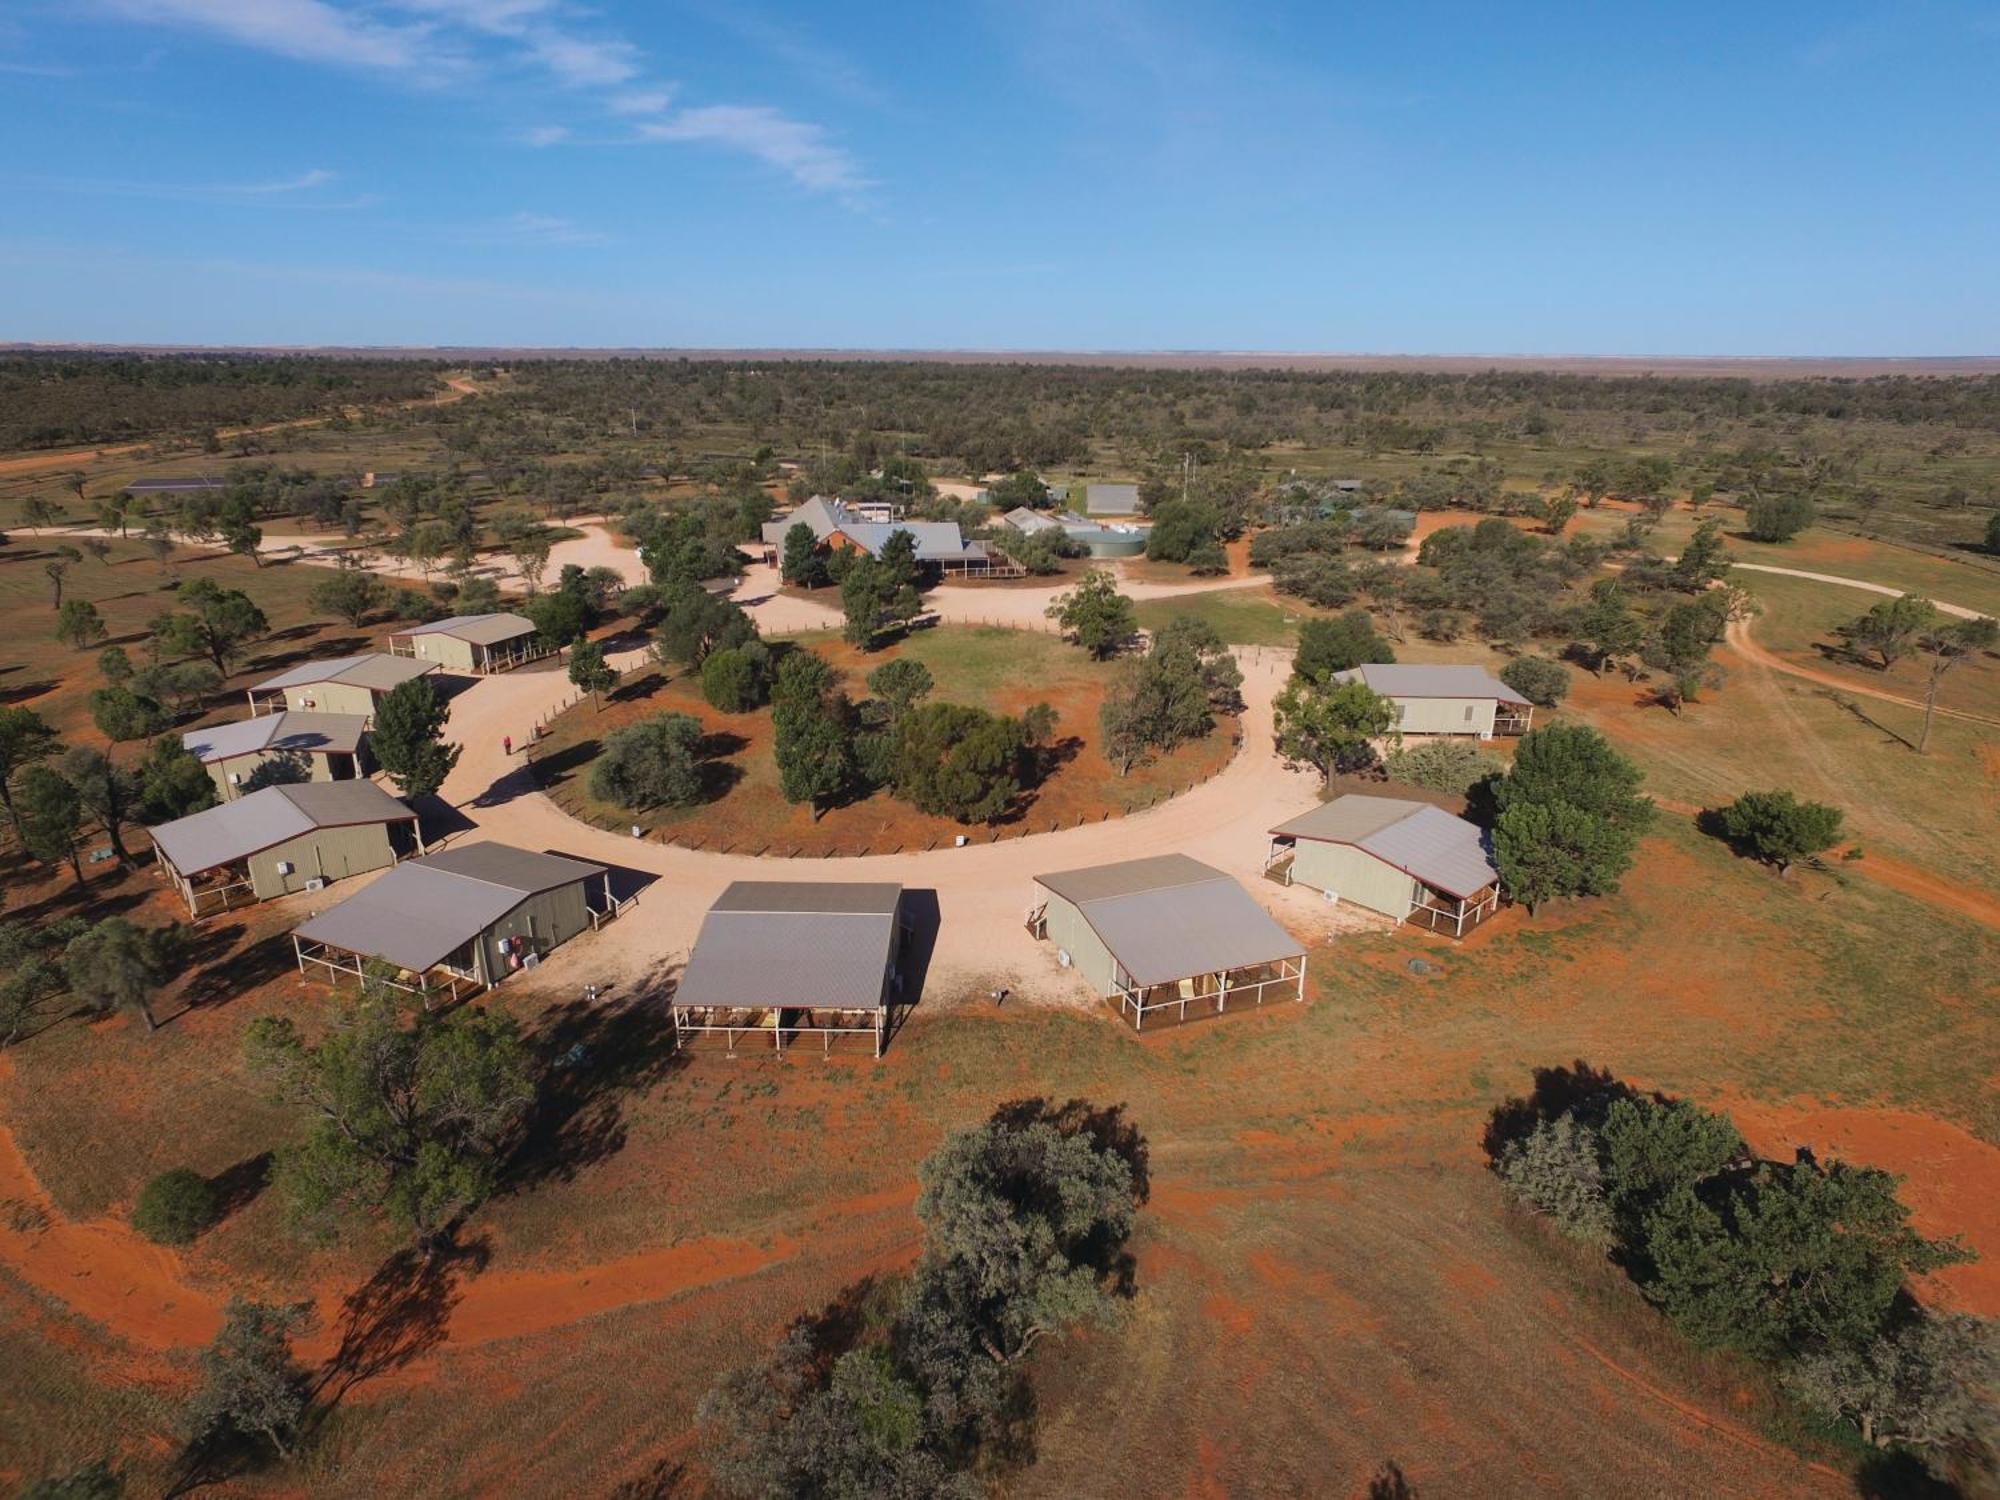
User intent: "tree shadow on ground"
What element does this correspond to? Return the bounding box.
[604,1460,692,1499]
[609,671,666,705]
[177,927,296,1016]
[472,759,546,809]
[1481,1059,1648,1161]
[206,1152,272,1225]
[1853,1448,1964,1499]
[1366,1460,1418,1499]
[502,977,687,1196]
[0,676,58,705]
[310,1233,492,1414]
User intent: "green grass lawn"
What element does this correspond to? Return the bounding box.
[1134,589,1298,646]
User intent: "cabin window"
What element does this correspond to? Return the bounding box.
[1464,704,1476,722]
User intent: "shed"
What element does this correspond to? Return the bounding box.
[1331,664,1533,740]
[1084,482,1141,516]
[1029,855,1306,1029]
[292,842,616,1003]
[1267,796,1501,938]
[123,477,225,494]
[1002,507,1062,535]
[386,613,550,674]
[246,653,438,720]
[183,711,370,799]
[672,882,908,1056]
[150,781,420,917]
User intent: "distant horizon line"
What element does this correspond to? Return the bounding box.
[6,342,2000,376]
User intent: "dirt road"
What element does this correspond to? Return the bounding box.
[0,375,481,479]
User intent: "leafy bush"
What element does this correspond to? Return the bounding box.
[700,645,770,713]
[1496,1114,1614,1245]
[1499,654,1571,707]
[132,1166,220,1245]
[1295,610,1395,677]
[1707,788,1844,872]
[589,712,705,810]
[1382,739,1501,795]
[1743,491,1816,543]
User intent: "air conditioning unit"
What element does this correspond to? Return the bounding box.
[1056,949,1072,968]
[275,860,294,876]
[228,772,242,785]
[304,877,326,892]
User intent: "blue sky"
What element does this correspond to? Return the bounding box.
[1,1,1996,352]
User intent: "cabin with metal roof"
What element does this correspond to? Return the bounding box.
[291,842,618,1004]
[182,711,371,799]
[671,882,909,1056]
[150,781,420,918]
[385,613,552,674]
[1331,664,1534,740]
[246,653,439,720]
[1029,855,1306,1030]
[1267,795,1501,938]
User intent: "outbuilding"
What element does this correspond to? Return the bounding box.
[246,653,439,720]
[386,613,551,674]
[1266,795,1501,938]
[182,711,371,799]
[671,882,909,1056]
[1029,854,1307,1030]
[761,497,1022,578]
[291,842,617,1003]
[150,780,421,917]
[1331,663,1534,740]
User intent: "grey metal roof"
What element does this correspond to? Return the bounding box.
[414,842,608,896]
[123,478,225,492]
[150,780,412,876]
[1003,507,1061,534]
[1271,795,1499,900]
[251,653,437,694]
[398,612,538,646]
[1085,483,1140,515]
[760,498,979,563]
[1333,663,1531,707]
[676,881,903,1011]
[291,842,607,973]
[182,711,367,764]
[1035,856,1302,987]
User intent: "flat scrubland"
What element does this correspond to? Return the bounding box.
[0,373,1995,1497]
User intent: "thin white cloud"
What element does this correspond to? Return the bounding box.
[521,123,569,146]
[104,0,439,73]
[641,105,868,196]
[607,89,673,117]
[10,167,354,203]
[238,168,337,193]
[495,210,606,246]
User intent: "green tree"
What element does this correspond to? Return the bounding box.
[221,515,263,566]
[524,586,592,646]
[589,712,705,810]
[1986,512,2000,556]
[19,764,86,887]
[1150,615,1242,710]
[22,496,62,533]
[245,999,534,1246]
[1572,578,1645,676]
[63,916,184,1031]
[908,1099,1145,1367]
[700,644,770,713]
[651,582,756,668]
[137,734,218,823]
[774,700,854,821]
[1539,490,1579,535]
[566,638,617,710]
[184,1298,314,1462]
[308,567,387,628]
[0,705,60,839]
[866,658,934,726]
[1643,598,1725,715]
[1844,594,1937,670]
[61,746,141,865]
[161,580,269,675]
[1097,651,1214,776]
[891,703,1023,822]
[985,470,1051,510]
[1295,610,1396,678]
[1045,569,1136,658]
[1499,654,1570,708]
[133,659,221,718]
[1642,1161,1970,1362]
[369,677,460,801]
[1913,613,1999,754]
[1272,673,1398,786]
[88,686,170,743]
[1496,723,1653,833]
[1786,1313,1999,1463]
[1744,492,1816,543]
[44,547,80,610]
[1671,517,1732,590]
[779,521,828,587]
[97,643,134,686]
[54,598,107,650]
[1599,1096,1745,1230]
[132,1166,221,1245]
[1710,789,1844,873]
[1491,798,1638,912]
